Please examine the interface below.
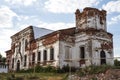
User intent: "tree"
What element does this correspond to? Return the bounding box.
[0,53,2,63]
[0,53,2,59]
[0,53,6,64]
[114,59,120,66]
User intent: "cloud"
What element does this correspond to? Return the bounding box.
[37,22,75,30]
[5,0,37,6]
[108,15,120,25]
[103,0,120,25]
[0,15,74,57]
[0,6,17,28]
[16,16,42,30]
[0,29,17,57]
[16,15,75,30]
[102,0,120,13]
[44,0,100,13]
[19,18,75,30]
[114,47,120,57]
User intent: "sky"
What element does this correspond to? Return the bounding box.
[0,0,120,57]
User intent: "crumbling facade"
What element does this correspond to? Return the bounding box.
[6,7,114,71]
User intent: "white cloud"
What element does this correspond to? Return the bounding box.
[5,0,37,6]
[103,1,120,25]
[114,47,120,57]
[0,29,17,57]
[37,21,75,30]
[17,17,75,30]
[44,0,100,13]
[0,5,18,56]
[15,15,75,30]
[0,15,74,57]
[102,0,120,13]
[0,6,17,28]
[108,15,120,25]
[16,16,42,30]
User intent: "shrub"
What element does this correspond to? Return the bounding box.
[56,67,64,73]
[61,65,77,73]
[35,65,43,72]
[77,65,111,77]
[114,59,120,66]
[17,65,77,73]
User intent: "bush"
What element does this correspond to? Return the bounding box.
[56,67,64,73]
[17,65,57,73]
[114,59,120,66]
[35,65,43,72]
[77,65,111,77]
[17,65,77,73]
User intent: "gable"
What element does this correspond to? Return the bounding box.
[32,26,54,39]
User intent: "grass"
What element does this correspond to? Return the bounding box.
[0,72,67,80]
[1,64,120,80]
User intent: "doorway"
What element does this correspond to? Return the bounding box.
[16,60,20,71]
[100,50,106,65]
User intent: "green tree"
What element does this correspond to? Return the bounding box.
[0,53,2,59]
[0,53,6,64]
[114,59,120,66]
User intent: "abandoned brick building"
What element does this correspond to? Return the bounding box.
[6,7,114,71]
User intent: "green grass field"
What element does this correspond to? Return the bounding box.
[0,72,68,80]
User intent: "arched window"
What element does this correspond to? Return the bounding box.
[24,55,27,67]
[80,47,85,59]
[19,42,21,52]
[37,51,41,63]
[16,60,20,71]
[100,50,106,65]
[79,46,85,66]
[100,16,103,24]
[25,39,28,50]
[50,48,54,60]
[12,58,14,69]
[43,50,47,61]
[32,53,35,65]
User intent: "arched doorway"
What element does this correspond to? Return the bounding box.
[100,50,106,65]
[16,60,20,71]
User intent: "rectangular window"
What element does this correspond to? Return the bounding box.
[79,46,85,65]
[24,55,27,67]
[50,48,54,60]
[12,58,14,69]
[43,50,47,61]
[25,39,28,51]
[65,46,71,60]
[80,47,85,59]
[32,53,35,65]
[19,42,21,52]
[43,50,47,65]
[37,51,41,63]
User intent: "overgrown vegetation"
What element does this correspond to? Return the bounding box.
[114,59,120,66]
[1,59,120,80]
[4,64,120,80]
[0,53,6,64]
[75,59,120,77]
[17,65,76,73]
[76,65,111,77]
[3,73,66,80]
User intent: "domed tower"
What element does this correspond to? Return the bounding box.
[75,7,107,31]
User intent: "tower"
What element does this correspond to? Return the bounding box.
[74,7,113,66]
[75,7,107,31]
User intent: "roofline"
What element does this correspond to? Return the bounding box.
[11,25,54,39]
[36,27,76,41]
[36,30,59,41]
[11,25,33,39]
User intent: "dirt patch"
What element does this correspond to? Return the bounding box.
[70,69,120,80]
